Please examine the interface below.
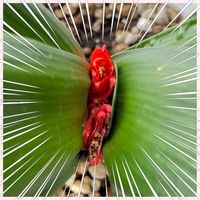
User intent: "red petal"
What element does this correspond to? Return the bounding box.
[90,45,114,81]
[82,115,93,149]
[89,151,103,166]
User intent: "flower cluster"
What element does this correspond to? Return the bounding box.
[82,45,116,165]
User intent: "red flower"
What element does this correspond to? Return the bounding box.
[90,45,114,80]
[82,45,115,165]
[88,45,116,111]
[82,104,112,165]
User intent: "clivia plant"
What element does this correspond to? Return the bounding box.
[3,3,197,197]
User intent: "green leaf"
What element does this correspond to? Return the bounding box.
[3,3,84,58]
[104,45,196,195]
[3,33,90,196]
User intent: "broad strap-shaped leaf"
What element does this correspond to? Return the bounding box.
[3,3,84,58]
[104,22,197,196]
[3,33,90,196]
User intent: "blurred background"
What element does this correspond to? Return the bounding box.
[44,3,196,59]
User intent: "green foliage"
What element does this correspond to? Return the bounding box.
[104,46,196,196]
[3,33,90,196]
[4,3,84,57]
[3,3,197,197]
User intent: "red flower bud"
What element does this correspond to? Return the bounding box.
[88,45,116,110]
[90,44,114,80]
[82,104,112,149]
[82,45,115,165]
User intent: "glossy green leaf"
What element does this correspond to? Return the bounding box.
[3,3,84,58]
[104,45,196,196]
[3,33,90,196]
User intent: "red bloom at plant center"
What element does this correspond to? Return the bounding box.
[82,45,115,166]
[88,45,115,112]
[82,104,112,165]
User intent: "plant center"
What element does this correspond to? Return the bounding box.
[82,45,116,166]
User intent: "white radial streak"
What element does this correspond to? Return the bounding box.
[3,88,41,94]
[3,111,39,119]
[169,166,199,197]
[140,146,185,197]
[102,0,106,41]
[46,0,57,18]
[77,159,88,199]
[5,1,47,44]
[125,0,140,32]
[65,0,81,42]
[2,92,22,96]
[22,0,61,49]
[2,39,47,68]
[1,123,44,143]
[3,101,41,105]
[166,130,196,146]
[168,97,196,100]
[2,60,29,73]
[2,143,19,154]
[165,91,198,96]
[110,0,117,38]
[164,0,193,30]
[156,178,172,198]
[159,149,200,187]
[0,137,51,175]
[121,160,135,197]
[162,67,196,81]
[85,0,93,38]
[114,161,126,200]
[3,79,41,89]
[33,153,65,198]
[161,105,198,111]
[0,130,49,159]
[57,0,76,41]
[160,123,196,138]
[92,163,97,199]
[45,154,70,197]
[174,54,197,67]
[2,154,45,195]
[122,0,135,33]
[64,159,80,199]
[32,1,56,35]
[123,156,141,197]
[0,157,33,185]
[111,164,119,197]
[167,121,196,130]
[17,150,60,199]
[171,5,200,34]
[1,20,46,56]
[167,42,197,62]
[2,121,40,137]
[176,33,200,50]
[166,71,197,83]
[136,0,169,48]
[115,0,124,33]
[154,133,197,164]
[134,159,159,199]
[162,77,198,87]
[78,0,88,42]
[131,0,159,43]
[4,51,46,73]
